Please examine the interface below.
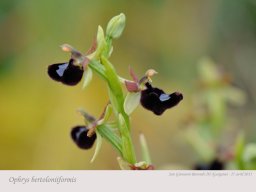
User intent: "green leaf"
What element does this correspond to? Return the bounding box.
[106,122,118,129]
[90,130,102,163]
[97,124,122,154]
[124,92,141,115]
[82,67,93,89]
[139,133,152,164]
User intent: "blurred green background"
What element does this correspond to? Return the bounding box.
[0,0,256,169]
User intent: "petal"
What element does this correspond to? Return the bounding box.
[82,67,93,89]
[129,66,139,82]
[125,80,139,92]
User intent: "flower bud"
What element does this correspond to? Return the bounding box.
[106,13,126,39]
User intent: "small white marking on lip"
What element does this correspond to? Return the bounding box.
[56,63,69,77]
[75,127,85,139]
[159,94,170,101]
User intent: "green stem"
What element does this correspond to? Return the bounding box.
[101,56,136,164]
[88,59,108,81]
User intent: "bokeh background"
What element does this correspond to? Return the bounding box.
[0,0,256,169]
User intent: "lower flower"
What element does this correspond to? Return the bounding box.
[71,126,97,149]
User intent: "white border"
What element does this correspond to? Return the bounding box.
[0,170,255,192]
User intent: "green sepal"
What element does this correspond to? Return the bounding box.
[82,67,93,89]
[124,92,141,115]
[94,25,107,59]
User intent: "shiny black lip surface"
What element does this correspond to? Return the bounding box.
[140,83,183,115]
[48,59,83,86]
[71,126,97,149]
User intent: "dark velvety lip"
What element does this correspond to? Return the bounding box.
[174,92,183,100]
[71,126,96,149]
[140,83,183,115]
[47,59,84,86]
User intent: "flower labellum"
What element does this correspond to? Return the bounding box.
[140,82,183,115]
[71,126,97,149]
[48,59,83,86]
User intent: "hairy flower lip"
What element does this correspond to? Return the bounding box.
[174,92,183,100]
[48,59,84,86]
[140,83,183,115]
[71,126,97,150]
